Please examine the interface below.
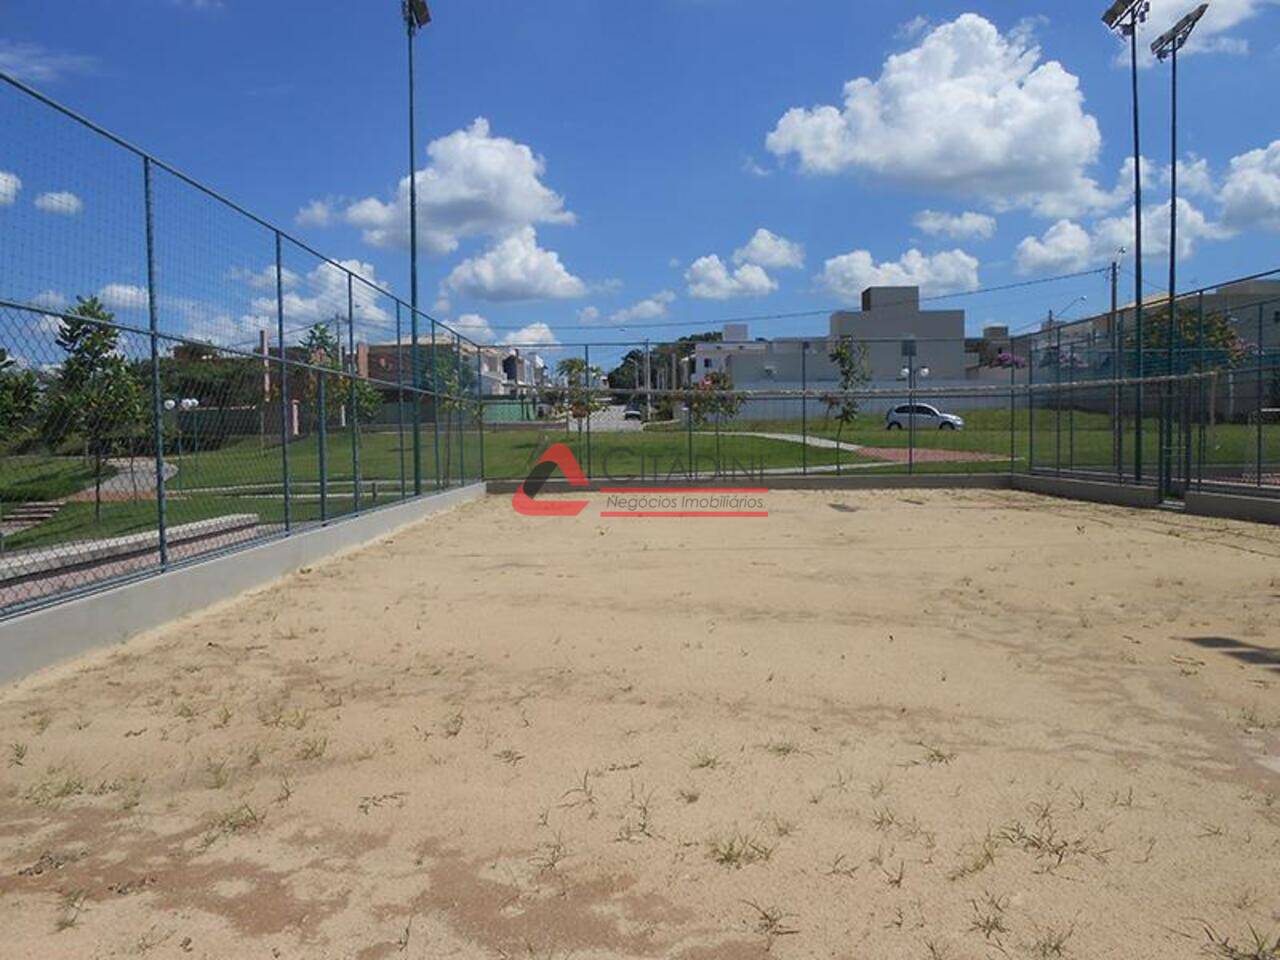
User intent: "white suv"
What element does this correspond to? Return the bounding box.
[885,403,964,431]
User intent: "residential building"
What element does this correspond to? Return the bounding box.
[690,285,985,419]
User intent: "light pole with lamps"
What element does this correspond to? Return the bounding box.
[900,340,929,475]
[1152,3,1208,496]
[1102,0,1151,481]
[163,398,199,489]
[402,0,431,495]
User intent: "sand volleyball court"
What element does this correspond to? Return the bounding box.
[1,489,1278,958]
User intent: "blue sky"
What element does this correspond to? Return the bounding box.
[1,0,1278,365]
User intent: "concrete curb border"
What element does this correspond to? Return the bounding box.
[1009,474,1162,508]
[0,484,485,687]
[485,474,1014,495]
[1185,489,1280,525]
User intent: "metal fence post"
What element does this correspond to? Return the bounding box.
[1258,304,1265,487]
[275,231,291,532]
[801,341,809,476]
[1055,325,1063,476]
[411,304,422,496]
[318,364,328,523]
[396,302,407,499]
[455,334,465,486]
[1196,292,1205,490]
[686,384,694,480]
[347,275,361,513]
[1009,354,1016,473]
[584,343,592,482]
[142,158,169,567]
[1028,341,1035,474]
[475,344,485,481]
[908,354,915,476]
[431,318,442,490]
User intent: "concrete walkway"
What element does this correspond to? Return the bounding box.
[68,458,179,502]
[720,430,860,452]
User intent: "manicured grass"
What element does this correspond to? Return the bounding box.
[0,456,116,502]
[648,410,1278,474]
[162,426,873,487]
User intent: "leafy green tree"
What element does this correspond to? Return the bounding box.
[0,347,40,450]
[828,336,870,461]
[556,357,606,439]
[1123,305,1248,376]
[44,297,146,519]
[432,344,480,481]
[689,371,743,467]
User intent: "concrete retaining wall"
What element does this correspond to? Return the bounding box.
[0,484,484,688]
[487,475,1014,495]
[1185,490,1280,525]
[1010,473,1161,508]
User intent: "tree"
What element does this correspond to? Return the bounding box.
[295,321,342,433]
[606,348,645,395]
[828,336,870,468]
[1122,304,1248,376]
[433,344,480,481]
[689,371,743,468]
[44,297,146,519]
[556,357,606,439]
[0,347,39,450]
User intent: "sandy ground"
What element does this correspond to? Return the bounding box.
[1,489,1278,960]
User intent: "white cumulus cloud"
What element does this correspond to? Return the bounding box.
[733,228,805,270]
[501,322,559,347]
[34,191,83,216]
[449,313,496,343]
[97,283,149,311]
[0,171,21,206]
[1015,198,1232,275]
[337,118,574,255]
[0,40,95,84]
[686,255,778,300]
[609,290,676,325]
[1220,139,1280,232]
[766,14,1109,218]
[295,199,335,228]
[913,210,997,240]
[245,259,391,330]
[443,227,586,303]
[818,248,980,299]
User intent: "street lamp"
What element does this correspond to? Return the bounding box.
[1102,0,1151,480]
[402,0,431,495]
[164,398,199,488]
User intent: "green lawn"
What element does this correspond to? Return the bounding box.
[648,410,1278,475]
[3,414,1276,555]
[0,456,117,502]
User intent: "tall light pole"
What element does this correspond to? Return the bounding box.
[403,0,431,495]
[1103,0,1151,481]
[1152,4,1207,496]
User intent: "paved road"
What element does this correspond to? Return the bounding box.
[585,405,645,433]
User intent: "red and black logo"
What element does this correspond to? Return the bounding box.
[512,443,591,517]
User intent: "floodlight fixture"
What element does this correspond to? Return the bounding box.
[404,0,431,30]
[1102,0,1150,33]
[1152,3,1208,58]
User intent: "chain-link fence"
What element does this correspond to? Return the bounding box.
[3,68,1279,619]
[0,73,484,617]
